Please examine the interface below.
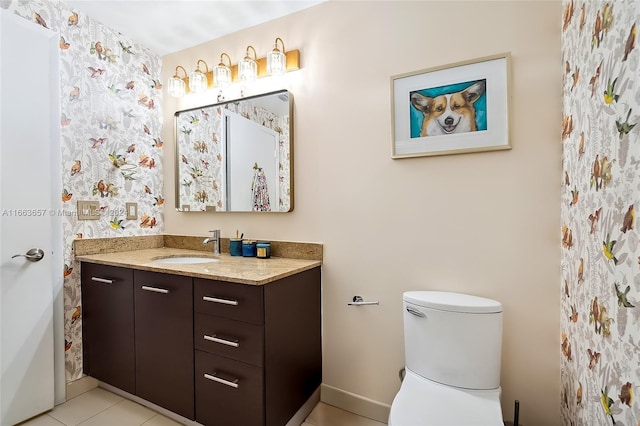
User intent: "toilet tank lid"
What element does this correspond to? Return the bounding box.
[403,291,502,313]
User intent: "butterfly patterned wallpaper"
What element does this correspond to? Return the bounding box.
[4,0,164,382]
[176,101,291,212]
[561,1,640,425]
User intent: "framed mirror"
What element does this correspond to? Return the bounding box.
[174,90,293,212]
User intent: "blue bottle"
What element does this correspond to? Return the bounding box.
[229,239,243,256]
[242,240,256,257]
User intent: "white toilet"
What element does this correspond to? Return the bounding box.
[389,291,504,425]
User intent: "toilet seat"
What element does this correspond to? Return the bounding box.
[389,369,503,426]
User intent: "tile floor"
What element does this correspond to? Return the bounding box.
[19,387,387,426]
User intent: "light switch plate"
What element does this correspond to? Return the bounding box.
[125,202,138,220]
[77,200,100,220]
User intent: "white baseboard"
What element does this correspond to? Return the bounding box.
[320,384,390,424]
[65,376,99,402]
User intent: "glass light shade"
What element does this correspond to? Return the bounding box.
[267,48,286,76]
[167,76,186,97]
[188,70,207,93]
[239,57,257,83]
[214,64,231,88]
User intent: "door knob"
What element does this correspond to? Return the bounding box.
[11,248,45,262]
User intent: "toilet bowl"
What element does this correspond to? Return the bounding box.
[389,291,504,425]
[388,369,503,425]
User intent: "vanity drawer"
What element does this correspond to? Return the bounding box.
[195,350,264,426]
[194,279,264,325]
[195,313,264,367]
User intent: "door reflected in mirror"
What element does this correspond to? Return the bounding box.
[174,90,292,212]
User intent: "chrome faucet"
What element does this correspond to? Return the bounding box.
[203,229,221,256]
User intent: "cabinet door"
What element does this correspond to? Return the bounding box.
[134,271,194,420]
[81,263,135,394]
[264,267,322,426]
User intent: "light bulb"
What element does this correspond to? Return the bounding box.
[189,70,207,93]
[267,39,286,76]
[214,53,232,88]
[167,76,185,97]
[239,46,258,83]
[214,64,231,88]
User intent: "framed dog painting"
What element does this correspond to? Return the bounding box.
[391,53,511,158]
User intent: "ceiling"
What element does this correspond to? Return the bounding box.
[63,0,325,56]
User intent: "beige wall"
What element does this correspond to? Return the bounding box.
[162,1,562,424]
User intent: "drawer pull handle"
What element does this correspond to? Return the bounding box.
[141,285,169,294]
[204,373,239,389]
[204,334,239,348]
[91,277,114,284]
[203,296,238,306]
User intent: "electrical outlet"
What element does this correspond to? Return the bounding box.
[125,202,138,220]
[77,200,100,220]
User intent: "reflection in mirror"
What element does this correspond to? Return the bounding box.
[174,90,292,212]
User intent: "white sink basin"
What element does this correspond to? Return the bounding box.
[152,256,219,264]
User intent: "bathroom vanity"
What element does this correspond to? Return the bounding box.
[78,247,321,426]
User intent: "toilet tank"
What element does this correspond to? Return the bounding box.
[403,291,503,390]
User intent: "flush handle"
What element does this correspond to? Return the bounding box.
[406,307,426,318]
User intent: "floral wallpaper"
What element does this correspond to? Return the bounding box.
[4,0,163,382]
[176,99,291,212]
[176,105,220,211]
[561,1,640,425]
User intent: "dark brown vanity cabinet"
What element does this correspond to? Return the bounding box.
[81,263,136,395]
[194,267,322,426]
[134,270,194,420]
[81,265,195,418]
[81,261,321,426]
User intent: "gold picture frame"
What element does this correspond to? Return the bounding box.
[391,53,512,159]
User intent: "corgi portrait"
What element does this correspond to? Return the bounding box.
[410,79,487,137]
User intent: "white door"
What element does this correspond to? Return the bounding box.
[0,9,62,425]
[224,111,279,211]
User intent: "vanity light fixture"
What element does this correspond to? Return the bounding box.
[214,53,232,88]
[189,59,210,94]
[266,37,287,76]
[238,45,258,83]
[166,39,301,98]
[167,65,187,97]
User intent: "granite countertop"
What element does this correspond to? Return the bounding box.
[76,247,322,285]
